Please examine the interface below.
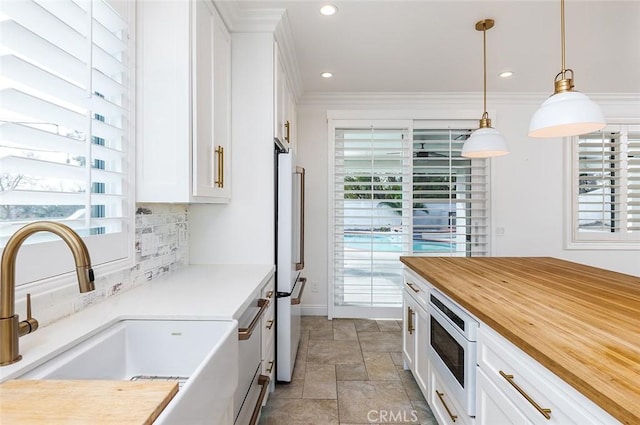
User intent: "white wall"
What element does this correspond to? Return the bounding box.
[296,95,640,315]
[190,32,276,265]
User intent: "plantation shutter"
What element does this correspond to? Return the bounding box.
[333,123,412,317]
[0,0,130,284]
[413,128,489,256]
[574,125,640,241]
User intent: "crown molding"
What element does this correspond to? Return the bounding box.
[274,12,303,102]
[298,92,640,106]
[214,2,285,32]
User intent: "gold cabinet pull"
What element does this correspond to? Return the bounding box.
[406,282,420,293]
[499,370,552,420]
[435,390,458,422]
[214,146,224,188]
[291,277,306,305]
[266,361,274,373]
[266,319,274,330]
[407,306,414,335]
[265,290,274,299]
[249,375,271,425]
[238,299,269,340]
[284,120,290,143]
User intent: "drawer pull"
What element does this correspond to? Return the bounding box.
[435,390,457,422]
[500,370,552,420]
[249,375,271,425]
[265,290,274,299]
[406,282,420,293]
[214,146,224,188]
[266,320,274,330]
[407,306,415,335]
[291,277,307,305]
[238,299,269,340]
[266,361,274,373]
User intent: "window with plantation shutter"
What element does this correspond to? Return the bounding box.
[0,0,132,286]
[329,120,489,319]
[570,124,640,247]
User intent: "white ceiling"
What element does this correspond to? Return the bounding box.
[220,1,640,96]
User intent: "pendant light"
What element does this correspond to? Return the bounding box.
[528,0,605,138]
[462,19,509,158]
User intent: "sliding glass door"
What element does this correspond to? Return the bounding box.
[329,120,489,319]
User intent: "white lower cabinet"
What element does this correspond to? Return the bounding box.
[402,290,418,371]
[430,368,473,425]
[233,274,275,425]
[402,272,431,399]
[476,325,619,425]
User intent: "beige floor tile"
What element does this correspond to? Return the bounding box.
[411,400,438,425]
[332,318,356,327]
[336,363,368,381]
[334,322,358,340]
[354,319,380,332]
[307,339,364,364]
[310,328,335,340]
[301,316,334,331]
[358,330,402,352]
[292,359,306,381]
[363,352,401,381]
[390,351,404,367]
[271,378,304,399]
[258,398,339,425]
[337,380,415,424]
[377,319,401,331]
[398,369,426,401]
[303,364,337,399]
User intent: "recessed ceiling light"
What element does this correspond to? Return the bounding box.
[499,71,514,78]
[320,5,338,16]
[321,72,333,78]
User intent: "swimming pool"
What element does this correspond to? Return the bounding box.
[343,233,455,253]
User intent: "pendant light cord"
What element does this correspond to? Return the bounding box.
[561,0,566,72]
[483,23,487,117]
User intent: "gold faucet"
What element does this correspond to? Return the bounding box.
[0,221,95,366]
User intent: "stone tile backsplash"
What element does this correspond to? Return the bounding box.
[32,203,190,327]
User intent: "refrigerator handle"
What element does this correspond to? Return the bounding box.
[295,166,305,271]
[291,277,307,305]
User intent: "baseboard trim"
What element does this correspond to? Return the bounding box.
[300,304,327,316]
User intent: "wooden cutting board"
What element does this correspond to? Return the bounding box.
[0,380,178,424]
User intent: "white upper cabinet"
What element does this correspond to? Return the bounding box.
[274,42,295,150]
[137,0,231,203]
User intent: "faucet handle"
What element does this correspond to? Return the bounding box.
[18,293,39,336]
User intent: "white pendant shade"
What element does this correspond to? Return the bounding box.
[461,127,509,158]
[529,90,606,138]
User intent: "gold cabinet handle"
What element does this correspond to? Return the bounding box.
[294,167,305,271]
[284,120,290,142]
[214,146,224,188]
[407,306,414,335]
[406,282,420,293]
[238,299,269,340]
[266,361,274,374]
[435,390,458,423]
[249,375,271,425]
[265,290,274,299]
[291,277,306,305]
[499,370,552,420]
[266,319,274,330]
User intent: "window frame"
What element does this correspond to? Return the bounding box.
[565,121,640,250]
[2,0,137,297]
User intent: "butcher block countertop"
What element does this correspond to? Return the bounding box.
[0,380,178,424]
[400,256,640,425]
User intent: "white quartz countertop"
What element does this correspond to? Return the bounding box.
[0,264,275,382]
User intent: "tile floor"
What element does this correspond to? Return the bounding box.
[259,316,437,425]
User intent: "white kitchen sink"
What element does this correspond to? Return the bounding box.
[19,319,238,425]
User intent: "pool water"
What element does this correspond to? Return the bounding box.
[343,233,454,253]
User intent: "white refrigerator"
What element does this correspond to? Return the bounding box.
[275,141,306,382]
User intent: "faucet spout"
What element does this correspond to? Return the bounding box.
[0,221,95,365]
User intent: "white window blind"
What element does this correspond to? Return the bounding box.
[331,122,489,318]
[572,124,640,245]
[0,0,131,285]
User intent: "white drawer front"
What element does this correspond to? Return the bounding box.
[430,368,473,425]
[477,325,618,425]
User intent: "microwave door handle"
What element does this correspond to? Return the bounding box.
[295,166,305,271]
